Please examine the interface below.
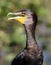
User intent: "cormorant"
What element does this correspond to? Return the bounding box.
[8,9,43,65]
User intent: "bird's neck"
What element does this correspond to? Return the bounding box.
[25,23,37,49]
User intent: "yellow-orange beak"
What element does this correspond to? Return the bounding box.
[7,12,26,24]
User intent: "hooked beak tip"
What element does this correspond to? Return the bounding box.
[7,12,12,16]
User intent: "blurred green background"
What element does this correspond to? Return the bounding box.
[0,0,51,65]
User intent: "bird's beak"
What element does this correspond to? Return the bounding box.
[7,12,26,24]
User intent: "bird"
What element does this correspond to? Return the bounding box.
[8,9,43,65]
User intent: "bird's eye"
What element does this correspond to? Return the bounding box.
[22,12,25,14]
[21,12,25,17]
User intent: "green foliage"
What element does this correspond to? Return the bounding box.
[11,27,26,47]
[46,22,51,28]
[0,31,10,45]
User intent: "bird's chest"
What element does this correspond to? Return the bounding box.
[25,47,41,60]
[25,49,37,60]
[23,49,42,65]
[23,52,35,65]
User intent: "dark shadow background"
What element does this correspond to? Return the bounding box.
[0,0,51,65]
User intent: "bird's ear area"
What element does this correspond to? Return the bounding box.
[32,12,38,22]
[7,12,26,24]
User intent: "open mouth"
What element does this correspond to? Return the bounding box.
[7,12,26,24]
[7,12,25,20]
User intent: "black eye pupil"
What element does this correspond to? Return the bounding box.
[22,12,24,14]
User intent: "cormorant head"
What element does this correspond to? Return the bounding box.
[8,9,37,25]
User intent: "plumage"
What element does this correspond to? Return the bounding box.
[8,9,43,65]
